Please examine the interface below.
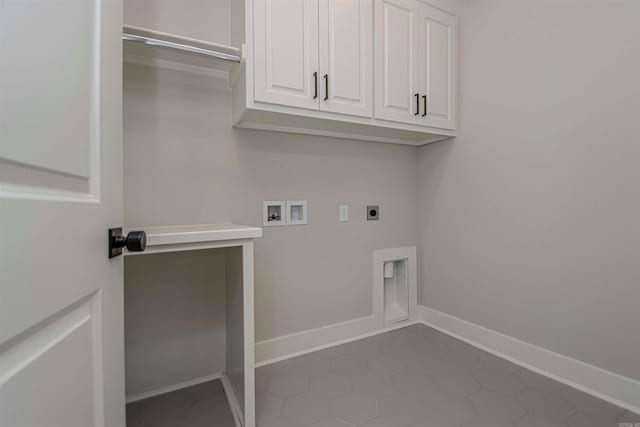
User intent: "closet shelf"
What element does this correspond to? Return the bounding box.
[123,25,242,72]
[124,223,262,255]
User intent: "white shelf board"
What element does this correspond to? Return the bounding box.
[123,25,242,73]
[124,223,262,256]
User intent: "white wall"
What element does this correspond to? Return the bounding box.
[124,0,230,44]
[124,249,227,398]
[124,63,418,343]
[418,0,640,382]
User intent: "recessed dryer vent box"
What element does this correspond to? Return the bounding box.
[373,247,417,328]
[383,260,409,323]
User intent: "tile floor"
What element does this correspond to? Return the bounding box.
[126,379,235,427]
[256,324,640,427]
[125,324,639,427]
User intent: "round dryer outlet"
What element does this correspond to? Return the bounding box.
[367,205,379,221]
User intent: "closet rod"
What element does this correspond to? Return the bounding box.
[122,33,242,63]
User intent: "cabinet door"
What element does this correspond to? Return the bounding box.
[319,0,373,117]
[254,0,320,110]
[418,4,456,129]
[374,0,420,124]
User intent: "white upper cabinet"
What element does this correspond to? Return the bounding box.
[418,3,457,129]
[234,0,458,145]
[374,0,456,130]
[253,0,372,116]
[253,0,320,110]
[319,0,373,117]
[374,0,420,125]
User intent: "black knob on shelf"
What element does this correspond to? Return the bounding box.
[109,228,146,258]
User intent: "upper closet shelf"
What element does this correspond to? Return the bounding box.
[124,223,262,255]
[123,25,241,72]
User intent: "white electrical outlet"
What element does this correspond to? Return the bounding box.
[339,205,349,222]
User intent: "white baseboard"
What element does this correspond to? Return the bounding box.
[419,305,640,414]
[126,372,222,403]
[221,372,244,427]
[255,315,418,367]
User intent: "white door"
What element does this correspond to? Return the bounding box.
[418,3,457,130]
[319,0,373,117]
[374,0,420,125]
[254,0,320,110]
[0,0,124,426]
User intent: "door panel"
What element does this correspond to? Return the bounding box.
[0,297,100,427]
[0,0,95,180]
[319,0,373,117]
[254,0,320,110]
[374,0,419,125]
[419,4,456,129]
[0,0,124,425]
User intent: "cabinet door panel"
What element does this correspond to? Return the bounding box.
[319,0,373,117]
[374,0,419,124]
[254,0,319,109]
[419,5,456,129]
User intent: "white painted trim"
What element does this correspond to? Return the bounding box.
[242,241,256,427]
[125,372,221,403]
[418,305,640,414]
[222,371,244,427]
[235,120,451,147]
[255,315,420,366]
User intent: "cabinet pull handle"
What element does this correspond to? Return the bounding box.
[422,95,427,116]
[414,93,420,115]
[324,74,329,101]
[313,72,318,99]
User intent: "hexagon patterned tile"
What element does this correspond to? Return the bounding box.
[619,410,640,424]
[368,353,406,376]
[473,370,525,395]
[468,389,527,424]
[392,371,440,400]
[352,373,396,398]
[516,389,575,422]
[256,392,284,424]
[251,324,638,427]
[514,414,567,427]
[477,352,522,374]
[282,392,330,426]
[292,353,333,379]
[561,386,626,419]
[332,354,370,376]
[566,411,617,427]
[310,373,352,397]
[432,369,481,398]
[331,393,379,425]
[515,369,567,393]
[268,372,310,398]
